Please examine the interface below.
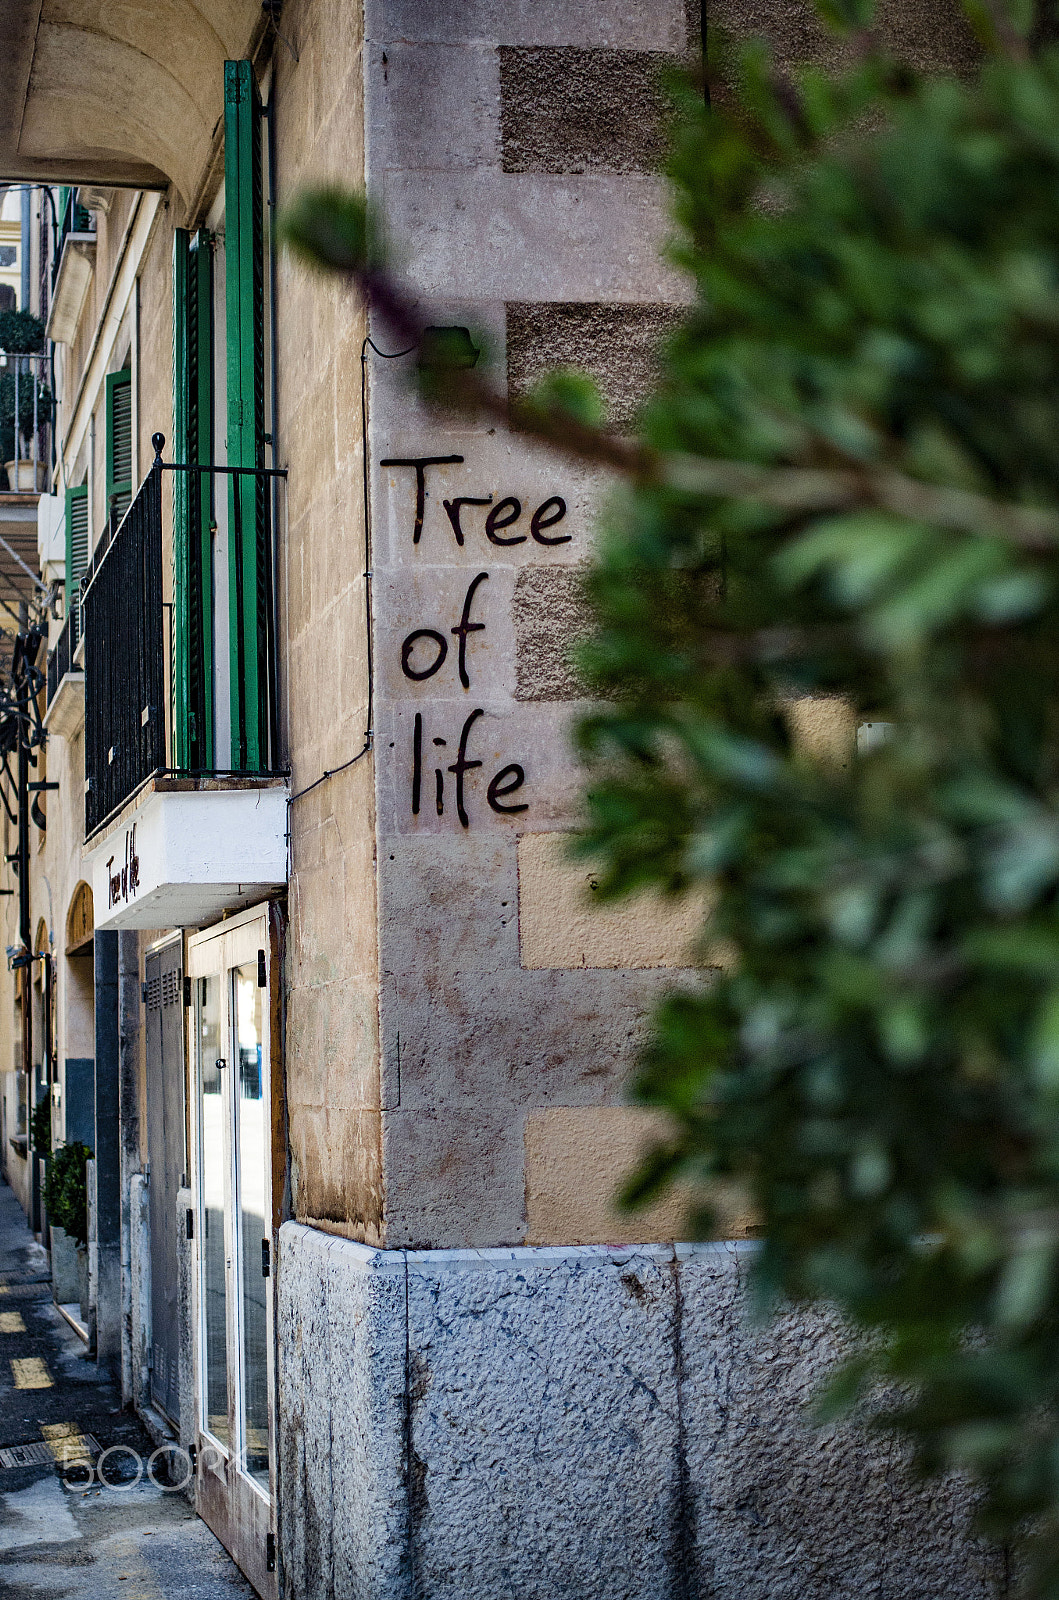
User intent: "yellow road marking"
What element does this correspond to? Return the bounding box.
[50,1436,91,1462]
[41,1421,91,1462]
[11,1356,52,1389]
[0,1311,26,1333]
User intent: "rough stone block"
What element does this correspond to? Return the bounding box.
[277,1227,1002,1600]
[326,1240,408,1599]
[506,301,685,429]
[679,1244,1005,1599]
[405,1245,681,1600]
[278,1223,336,1594]
[500,47,675,175]
[512,563,593,702]
[710,0,979,76]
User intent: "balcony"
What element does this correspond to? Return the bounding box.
[80,439,289,931]
[43,607,84,742]
[46,193,95,346]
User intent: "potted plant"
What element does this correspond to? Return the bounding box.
[30,1092,50,1241]
[0,309,46,355]
[30,1092,50,1157]
[44,1140,92,1316]
[0,311,50,492]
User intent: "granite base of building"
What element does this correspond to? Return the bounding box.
[277,1223,1004,1600]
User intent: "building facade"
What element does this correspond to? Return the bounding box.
[0,2,1004,1596]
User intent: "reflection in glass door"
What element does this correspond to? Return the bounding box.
[234,965,269,1488]
[189,910,277,1600]
[197,974,229,1447]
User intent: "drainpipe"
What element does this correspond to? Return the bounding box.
[264,68,282,768]
[19,190,30,310]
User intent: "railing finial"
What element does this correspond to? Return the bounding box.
[151,432,165,466]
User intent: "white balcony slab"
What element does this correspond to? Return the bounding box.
[83,780,289,930]
[46,236,95,345]
[43,671,85,741]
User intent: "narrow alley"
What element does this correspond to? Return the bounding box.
[0,1179,253,1598]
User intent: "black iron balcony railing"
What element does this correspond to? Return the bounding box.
[81,434,286,837]
[45,606,79,709]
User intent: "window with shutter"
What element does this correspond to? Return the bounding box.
[65,484,88,648]
[173,228,215,769]
[224,59,271,772]
[106,369,133,530]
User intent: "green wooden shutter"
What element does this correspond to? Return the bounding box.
[64,484,88,647]
[105,369,133,529]
[173,228,215,769]
[224,58,270,771]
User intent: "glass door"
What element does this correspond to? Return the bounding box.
[188,907,277,1600]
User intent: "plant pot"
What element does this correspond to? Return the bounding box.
[76,1244,90,1325]
[50,1224,78,1303]
[4,460,45,492]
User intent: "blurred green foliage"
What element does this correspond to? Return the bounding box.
[30,1093,50,1158]
[575,4,1059,1586]
[0,310,45,356]
[44,1141,91,1248]
[284,2,1059,1578]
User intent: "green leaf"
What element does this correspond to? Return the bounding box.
[280,187,379,274]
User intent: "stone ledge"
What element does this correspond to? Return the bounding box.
[277,1220,1001,1600]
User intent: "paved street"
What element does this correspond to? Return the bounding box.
[0,1177,254,1599]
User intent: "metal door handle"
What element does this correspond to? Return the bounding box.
[215,1057,227,1070]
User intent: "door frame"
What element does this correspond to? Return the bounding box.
[143,929,185,1425]
[187,901,281,1599]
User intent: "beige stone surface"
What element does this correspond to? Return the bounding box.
[524,1105,753,1244]
[277,0,382,1236]
[6,2,265,204]
[518,830,718,969]
[782,693,856,770]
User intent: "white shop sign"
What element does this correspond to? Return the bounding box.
[83,785,289,931]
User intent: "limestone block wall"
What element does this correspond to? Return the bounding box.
[363,0,711,1252]
[273,0,383,1238]
[278,1221,1005,1600]
[344,0,994,1253]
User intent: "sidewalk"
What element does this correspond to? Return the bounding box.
[0,1174,254,1599]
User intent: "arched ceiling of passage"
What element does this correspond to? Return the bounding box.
[0,0,264,207]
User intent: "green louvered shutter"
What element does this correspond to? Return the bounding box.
[105,369,133,529]
[173,228,215,769]
[64,484,88,648]
[224,58,270,771]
